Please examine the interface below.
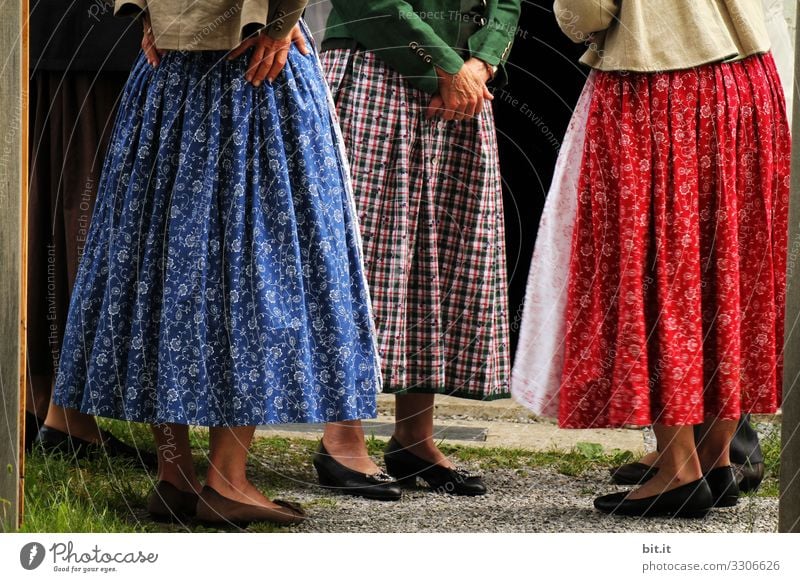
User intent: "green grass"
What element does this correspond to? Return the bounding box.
[19,419,781,532]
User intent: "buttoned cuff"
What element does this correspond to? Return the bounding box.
[406,41,464,76]
[265,1,306,40]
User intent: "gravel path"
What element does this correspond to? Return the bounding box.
[275,467,778,533]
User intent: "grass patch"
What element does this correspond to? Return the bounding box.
[20,420,780,532]
[752,426,780,498]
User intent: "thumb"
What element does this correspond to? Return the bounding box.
[483,85,494,100]
[292,31,310,55]
[227,38,254,60]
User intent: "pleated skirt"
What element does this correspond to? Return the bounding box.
[321,48,511,400]
[513,53,790,428]
[53,26,382,426]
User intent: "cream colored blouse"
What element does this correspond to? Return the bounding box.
[554,0,771,72]
[114,0,308,51]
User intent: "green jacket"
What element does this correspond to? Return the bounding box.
[324,0,522,94]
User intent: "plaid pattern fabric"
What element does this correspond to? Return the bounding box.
[322,48,510,400]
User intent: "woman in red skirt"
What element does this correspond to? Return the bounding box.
[513,0,790,517]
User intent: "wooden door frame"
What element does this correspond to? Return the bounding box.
[0,0,27,532]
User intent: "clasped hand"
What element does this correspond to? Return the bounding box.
[426,58,495,121]
[142,15,310,86]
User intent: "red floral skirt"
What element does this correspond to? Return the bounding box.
[559,53,790,428]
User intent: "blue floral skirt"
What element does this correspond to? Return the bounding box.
[53,28,382,427]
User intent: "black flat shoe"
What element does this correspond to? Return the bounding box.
[594,478,713,518]
[384,436,486,496]
[34,426,158,469]
[733,462,764,493]
[312,441,402,501]
[609,462,658,485]
[705,466,740,507]
[147,481,199,522]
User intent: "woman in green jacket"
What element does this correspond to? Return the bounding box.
[311,0,522,500]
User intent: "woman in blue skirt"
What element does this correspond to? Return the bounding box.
[52,1,382,526]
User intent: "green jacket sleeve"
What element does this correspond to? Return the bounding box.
[468,0,521,67]
[328,0,465,76]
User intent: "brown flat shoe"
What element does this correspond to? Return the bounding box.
[195,485,307,527]
[147,481,199,522]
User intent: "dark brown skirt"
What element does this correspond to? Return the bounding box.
[27,71,128,382]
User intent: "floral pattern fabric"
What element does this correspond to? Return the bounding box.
[53,25,382,427]
[518,53,790,429]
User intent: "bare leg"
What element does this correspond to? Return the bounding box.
[206,425,281,509]
[393,393,453,469]
[151,423,201,494]
[694,418,737,473]
[626,424,702,500]
[26,374,52,418]
[321,420,381,474]
[43,401,103,442]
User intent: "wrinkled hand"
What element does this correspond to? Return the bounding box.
[142,13,166,67]
[228,24,310,86]
[427,58,494,121]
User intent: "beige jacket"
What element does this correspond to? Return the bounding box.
[115,0,308,50]
[554,0,771,72]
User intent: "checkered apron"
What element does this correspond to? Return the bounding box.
[321,48,510,400]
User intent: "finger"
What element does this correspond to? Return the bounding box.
[251,47,276,86]
[441,101,457,121]
[292,31,310,55]
[227,38,253,61]
[463,94,479,119]
[426,95,444,119]
[455,98,471,120]
[266,48,289,83]
[143,37,159,66]
[247,43,266,83]
[470,97,483,119]
[483,85,494,100]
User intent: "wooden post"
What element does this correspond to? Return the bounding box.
[0,0,26,532]
[780,0,800,534]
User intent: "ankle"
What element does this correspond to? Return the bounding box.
[699,456,731,473]
[158,470,201,493]
[205,468,248,492]
[696,444,729,473]
[392,431,435,449]
[321,435,367,456]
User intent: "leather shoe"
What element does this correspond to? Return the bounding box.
[734,462,764,493]
[34,425,158,469]
[195,485,306,527]
[594,478,713,518]
[609,462,658,485]
[147,481,199,522]
[705,466,739,507]
[612,460,764,493]
[384,436,486,496]
[313,441,402,501]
